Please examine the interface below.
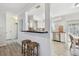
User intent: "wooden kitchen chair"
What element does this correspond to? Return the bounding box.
[69,34,79,55]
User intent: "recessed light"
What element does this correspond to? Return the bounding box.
[73,3,79,8]
[35,5,40,8]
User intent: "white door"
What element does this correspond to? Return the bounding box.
[10,19,18,39]
[6,14,18,40]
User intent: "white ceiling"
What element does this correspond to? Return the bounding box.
[0,3,36,14]
[28,3,45,21]
[27,3,79,20]
[50,3,79,17]
[0,3,79,18]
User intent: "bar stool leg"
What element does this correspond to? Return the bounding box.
[37,46,39,56]
[22,43,23,54]
[24,44,26,56]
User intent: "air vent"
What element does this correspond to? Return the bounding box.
[35,5,40,8]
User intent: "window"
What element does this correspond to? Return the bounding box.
[68,23,79,36]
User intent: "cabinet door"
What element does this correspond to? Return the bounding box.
[60,33,65,42]
[53,33,60,41]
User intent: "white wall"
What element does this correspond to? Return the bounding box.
[17,4,51,56]
[18,31,50,56]
[0,12,6,41]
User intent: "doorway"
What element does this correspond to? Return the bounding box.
[6,13,18,40]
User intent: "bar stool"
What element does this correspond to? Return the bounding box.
[22,40,31,56]
[27,42,39,56]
